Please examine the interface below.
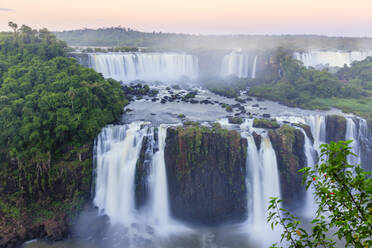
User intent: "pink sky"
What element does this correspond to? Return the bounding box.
[1,0,372,36]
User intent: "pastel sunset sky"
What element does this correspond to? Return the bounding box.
[1,0,371,36]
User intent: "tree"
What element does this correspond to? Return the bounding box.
[267,141,372,248]
[8,21,18,34]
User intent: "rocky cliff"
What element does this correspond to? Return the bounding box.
[326,115,346,143]
[0,144,93,247]
[268,125,306,209]
[164,124,247,225]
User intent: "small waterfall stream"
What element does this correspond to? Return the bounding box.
[345,117,360,165]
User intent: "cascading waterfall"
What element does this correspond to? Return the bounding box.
[93,122,148,224]
[294,51,372,68]
[89,52,199,82]
[148,125,171,227]
[260,136,281,207]
[220,52,257,78]
[244,133,282,246]
[305,115,326,154]
[345,117,360,165]
[251,56,257,79]
[245,136,264,225]
[301,129,317,218]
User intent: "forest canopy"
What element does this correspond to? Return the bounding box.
[0,23,127,162]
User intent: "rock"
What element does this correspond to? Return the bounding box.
[160,98,167,104]
[263,114,271,118]
[164,126,247,225]
[252,104,259,107]
[326,115,346,143]
[268,125,306,209]
[253,119,280,129]
[252,132,261,149]
[228,116,243,124]
[190,99,199,104]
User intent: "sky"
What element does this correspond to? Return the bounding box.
[1,0,372,37]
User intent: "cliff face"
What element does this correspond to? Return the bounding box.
[0,144,93,247]
[326,115,346,143]
[268,125,306,209]
[164,125,247,225]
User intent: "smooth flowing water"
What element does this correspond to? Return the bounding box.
[220,52,257,78]
[294,51,372,68]
[88,53,199,82]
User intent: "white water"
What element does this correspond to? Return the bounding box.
[148,125,171,228]
[305,115,326,154]
[345,117,361,165]
[89,52,198,82]
[301,129,317,218]
[246,136,264,225]
[220,52,257,78]
[251,56,257,79]
[93,122,148,224]
[243,134,282,247]
[294,51,372,68]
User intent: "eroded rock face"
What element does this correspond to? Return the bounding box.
[0,144,93,247]
[326,115,346,143]
[268,125,306,209]
[164,126,247,225]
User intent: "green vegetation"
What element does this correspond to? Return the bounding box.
[250,52,372,120]
[268,141,372,247]
[0,23,127,233]
[253,118,280,129]
[228,116,243,124]
[55,27,372,51]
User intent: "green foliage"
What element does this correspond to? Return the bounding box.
[250,54,372,121]
[267,141,372,248]
[0,23,127,225]
[54,27,372,51]
[253,118,280,129]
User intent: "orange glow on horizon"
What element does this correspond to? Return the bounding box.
[0,0,371,36]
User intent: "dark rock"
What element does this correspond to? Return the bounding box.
[326,115,346,143]
[190,99,199,104]
[252,104,259,107]
[263,114,271,118]
[252,132,261,149]
[164,126,247,225]
[268,125,306,209]
[253,119,280,129]
[160,99,167,104]
[228,116,243,124]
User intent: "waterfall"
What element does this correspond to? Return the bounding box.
[301,129,317,218]
[246,136,264,225]
[148,125,170,226]
[260,136,281,205]
[93,122,148,224]
[294,51,372,68]
[244,133,282,246]
[345,118,360,165]
[220,52,250,78]
[88,52,199,82]
[251,55,257,79]
[305,115,326,154]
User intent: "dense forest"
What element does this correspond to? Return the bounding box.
[55,27,372,51]
[0,23,127,243]
[249,52,372,120]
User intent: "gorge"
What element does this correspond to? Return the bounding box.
[1,27,372,248]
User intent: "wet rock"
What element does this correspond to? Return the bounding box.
[164,126,247,225]
[326,115,346,143]
[268,125,306,209]
[263,114,271,118]
[252,104,259,107]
